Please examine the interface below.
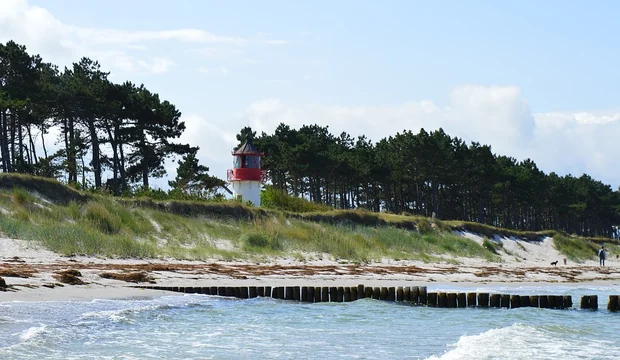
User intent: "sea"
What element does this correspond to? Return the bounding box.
[2,283,620,360]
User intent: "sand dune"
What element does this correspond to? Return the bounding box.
[1,233,618,302]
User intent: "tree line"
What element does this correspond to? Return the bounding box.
[3,40,618,237]
[239,124,620,237]
[0,40,224,197]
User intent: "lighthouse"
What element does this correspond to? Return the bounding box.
[226,136,266,206]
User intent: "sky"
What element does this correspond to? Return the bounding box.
[2,0,620,190]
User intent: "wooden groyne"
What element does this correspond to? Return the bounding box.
[131,285,620,311]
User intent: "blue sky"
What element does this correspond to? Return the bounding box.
[3,0,620,189]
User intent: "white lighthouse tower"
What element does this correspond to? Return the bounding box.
[226,136,265,206]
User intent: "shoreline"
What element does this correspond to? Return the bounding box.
[3,268,620,302]
[3,237,620,302]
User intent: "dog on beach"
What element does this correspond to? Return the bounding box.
[550,260,558,266]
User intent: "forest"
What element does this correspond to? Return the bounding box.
[248,124,620,238]
[2,40,619,238]
[0,40,223,198]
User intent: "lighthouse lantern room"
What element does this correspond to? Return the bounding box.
[226,136,266,206]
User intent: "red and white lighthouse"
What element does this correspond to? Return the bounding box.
[226,137,266,206]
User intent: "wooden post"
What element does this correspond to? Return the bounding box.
[178,287,185,293]
[322,287,329,302]
[380,287,388,301]
[225,287,234,297]
[396,287,404,302]
[172,286,179,292]
[403,287,410,302]
[249,286,257,298]
[419,286,428,305]
[293,286,301,301]
[500,294,510,308]
[608,295,620,311]
[490,294,501,308]
[553,295,562,309]
[330,287,338,302]
[411,286,420,304]
[427,292,438,307]
[457,293,467,308]
[539,295,549,308]
[437,292,447,308]
[387,287,396,301]
[529,295,539,308]
[265,286,272,298]
[201,287,210,295]
[358,284,365,299]
[240,287,249,299]
[314,287,321,302]
[580,295,590,309]
[478,293,489,308]
[371,287,379,299]
[467,292,477,307]
[563,295,572,309]
[510,295,520,309]
[195,287,203,294]
[337,287,344,302]
[547,295,557,309]
[351,287,358,301]
[301,287,309,302]
[285,287,293,301]
[520,295,530,307]
[590,295,598,310]
[343,287,351,302]
[447,293,457,308]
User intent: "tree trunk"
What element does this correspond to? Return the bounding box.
[40,126,48,159]
[67,116,77,183]
[0,110,6,172]
[17,113,23,170]
[27,125,37,165]
[88,120,101,188]
[106,125,120,195]
[10,112,16,171]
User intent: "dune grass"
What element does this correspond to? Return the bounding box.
[0,175,609,265]
[552,233,599,263]
[0,186,505,263]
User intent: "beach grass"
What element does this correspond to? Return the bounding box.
[0,174,610,264]
[552,233,599,263]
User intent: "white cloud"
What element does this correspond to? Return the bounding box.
[192,47,244,60]
[263,39,287,46]
[198,66,229,76]
[0,0,283,75]
[219,86,620,188]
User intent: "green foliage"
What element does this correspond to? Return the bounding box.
[239,232,282,251]
[168,147,225,198]
[11,188,33,206]
[553,233,599,263]
[0,177,610,265]
[261,185,331,212]
[84,202,121,234]
[416,218,433,234]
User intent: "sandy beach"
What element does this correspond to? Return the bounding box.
[1,234,620,302]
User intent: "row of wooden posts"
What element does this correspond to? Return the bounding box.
[135,285,620,311]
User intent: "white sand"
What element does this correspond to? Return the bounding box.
[1,232,618,302]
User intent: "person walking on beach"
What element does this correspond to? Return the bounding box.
[598,246,607,266]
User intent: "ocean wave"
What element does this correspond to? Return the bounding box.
[426,323,618,360]
[18,325,47,342]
